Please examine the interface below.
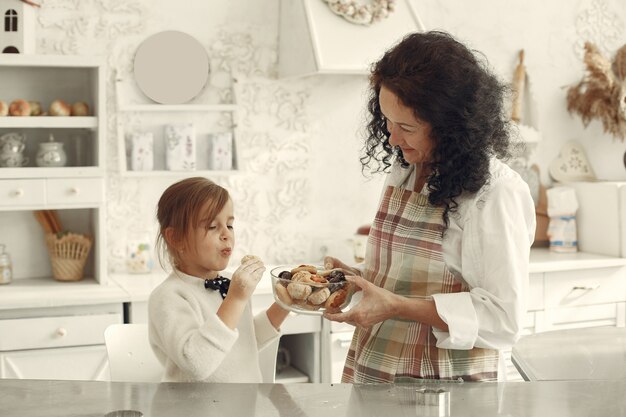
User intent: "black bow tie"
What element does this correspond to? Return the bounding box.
[204,276,230,299]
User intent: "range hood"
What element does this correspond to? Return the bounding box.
[278,0,425,78]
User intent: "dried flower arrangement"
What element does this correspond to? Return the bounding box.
[566,42,626,141]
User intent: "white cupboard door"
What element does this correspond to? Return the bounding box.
[0,345,109,381]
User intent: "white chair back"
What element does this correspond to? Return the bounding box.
[104,323,163,382]
[259,338,280,383]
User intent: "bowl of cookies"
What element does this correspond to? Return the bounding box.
[271,264,356,315]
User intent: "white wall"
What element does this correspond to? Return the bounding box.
[32,0,626,272]
[415,0,626,183]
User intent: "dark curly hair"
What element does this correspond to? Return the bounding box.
[362,31,512,230]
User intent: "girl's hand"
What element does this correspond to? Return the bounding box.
[323,256,361,277]
[227,258,266,302]
[323,275,399,328]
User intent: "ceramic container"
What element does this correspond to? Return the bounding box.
[36,136,67,167]
[208,132,233,170]
[130,132,154,171]
[165,124,196,171]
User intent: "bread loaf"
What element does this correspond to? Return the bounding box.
[49,100,71,116]
[9,99,30,116]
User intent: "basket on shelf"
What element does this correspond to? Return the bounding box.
[45,232,93,282]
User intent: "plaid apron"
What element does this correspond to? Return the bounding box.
[342,184,498,383]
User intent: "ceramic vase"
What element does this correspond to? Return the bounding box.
[165,124,196,171]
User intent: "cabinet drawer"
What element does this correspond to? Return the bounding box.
[544,303,624,330]
[0,179,45,207]
[0,313,121,351]
[0,345,109,380]
[544,267,626,308]
[46,178,103,205]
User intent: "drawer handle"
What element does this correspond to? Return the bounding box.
[562,285,600,304]
[13,188,24,197]
[571,285,599,292]
[56,327,67,337]
[69,187,80,195]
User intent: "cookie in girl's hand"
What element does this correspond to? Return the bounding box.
[241,254,262,264]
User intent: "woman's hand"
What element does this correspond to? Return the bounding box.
[227,258,266,302]
[324,275,400,328]
[323,256,361,276]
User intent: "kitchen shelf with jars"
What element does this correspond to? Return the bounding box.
[0,54,107,286]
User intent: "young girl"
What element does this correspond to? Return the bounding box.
[148,177,289,382]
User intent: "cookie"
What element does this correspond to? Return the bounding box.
[325,288,348,311]
[319,268,344,277]
[274,283,293,306]
[308,287,330,305]
[291,264,317,274]
[287,282,312,300]
[241,254,261,264]
[309,274,328,284]
[291,270,313,283]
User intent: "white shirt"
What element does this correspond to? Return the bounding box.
[383,158,536,377]
[148,269,280,382]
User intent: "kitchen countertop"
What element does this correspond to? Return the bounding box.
[1,378,625,417]
[512,326,626,381]
[0,277,129,311]
[1,248,624,310]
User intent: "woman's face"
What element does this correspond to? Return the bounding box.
[379,85,434,165]
[178,198,235,278]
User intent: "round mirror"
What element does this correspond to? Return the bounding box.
[133,31,210,104]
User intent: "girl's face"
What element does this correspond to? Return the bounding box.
[178,198,235,278]
[379,85,435,165]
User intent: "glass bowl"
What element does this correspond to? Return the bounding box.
[270,265,356,315]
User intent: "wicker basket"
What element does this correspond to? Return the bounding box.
[45,233,93,282]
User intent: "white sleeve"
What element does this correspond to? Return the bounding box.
[148,287,239,380]
[253,310,281,351]
[431,175,536,350]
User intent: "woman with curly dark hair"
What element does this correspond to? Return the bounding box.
[324,31,536,383]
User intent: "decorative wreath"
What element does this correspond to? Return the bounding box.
[322,0,396,26]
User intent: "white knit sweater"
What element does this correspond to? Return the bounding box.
[148,270,280,382]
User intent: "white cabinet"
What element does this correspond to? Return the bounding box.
[504,249,626,380]
[0,303,122,380]
[0,54,107,285]
[526,249,626,332]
